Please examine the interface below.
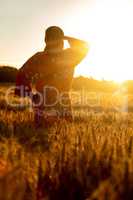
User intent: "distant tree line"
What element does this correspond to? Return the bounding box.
[0,66,18,82]
[72,76,118,93]
[0,66,133,93]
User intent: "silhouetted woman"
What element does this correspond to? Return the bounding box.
[15,26,89,128]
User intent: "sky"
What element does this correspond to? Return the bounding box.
[1,0,133,82]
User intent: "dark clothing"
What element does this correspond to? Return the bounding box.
[15,45,88,126]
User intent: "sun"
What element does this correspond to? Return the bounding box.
[72,1,133,83]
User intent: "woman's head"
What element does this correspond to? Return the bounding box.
[45,26,64,51]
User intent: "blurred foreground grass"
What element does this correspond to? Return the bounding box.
[0,85,133,200]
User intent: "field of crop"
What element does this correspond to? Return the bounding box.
[0,84,133,200]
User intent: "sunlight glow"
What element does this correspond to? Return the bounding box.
[74,0,133,82]
[1,0,133,82]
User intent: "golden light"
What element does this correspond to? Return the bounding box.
[72,0,133,83]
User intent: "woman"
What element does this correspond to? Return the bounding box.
[15,26,89,128]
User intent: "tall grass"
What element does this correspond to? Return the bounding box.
[0,85,133,199]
